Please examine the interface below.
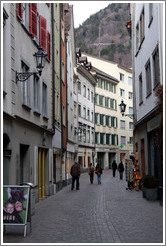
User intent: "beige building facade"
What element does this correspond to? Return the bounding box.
[85,54,134,167]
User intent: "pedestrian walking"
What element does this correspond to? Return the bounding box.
[118,161,124,180]
[89,163,94,184]
[70,162,81,190]
[112,160,117,177]
[95,164,102,184]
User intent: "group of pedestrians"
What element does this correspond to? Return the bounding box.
[112,160,124,180]
[70,160,124,190]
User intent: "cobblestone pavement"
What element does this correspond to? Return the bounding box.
[3,169,163,244]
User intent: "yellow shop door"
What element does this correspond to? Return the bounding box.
[38,148,45,199]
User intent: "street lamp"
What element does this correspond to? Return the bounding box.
[119,100,134,119]
[16,46,47,82]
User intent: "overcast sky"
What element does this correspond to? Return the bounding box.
[69,1,112,28]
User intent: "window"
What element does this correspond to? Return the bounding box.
[145,59,152,96]
[78,81,81,94]
[149,3,153,26]
[83,85,86,97]
[100,114,104,125]
[87,109,90,120]
[128,77,132,85]
[129,92,133,99]
[22,3,29,31]
[91,130,94,144]
[95,113,99,124]
[22,62,30,107]
[106,134,110,145]
[140,8,145,44]
[91,91,94,102]
[78,104,81,117]
[110,99,117,110]
[120,73,124,81]
[112,134,117,145]
[74,102,77,117]
[129,122,133,130]
[121,136,126,146]
[42,83,47,117]
[106,115,110,126]
[95,94,98,105]
[120,120,126,130]
[139,73,143,104]
[34,74,40,112]
[129,137,134,145]
[95,132,99,144]
[100,133,105,145]
[91,111,94,122]
[109,83,116,93]
[153,46,160,88]
[105,97,109,107]
[87,88,90,100]
[120,89,125,98]
[87,128,90,143]
[129,107,133,115]
[39,15,47,51]
[99,95,104,106]
[83,125,86,143]
[83,106,86,119]
[136,24,139,50]
[61,61,64,83]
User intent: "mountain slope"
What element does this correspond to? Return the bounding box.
[75,3,131,68]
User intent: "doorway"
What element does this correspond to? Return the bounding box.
[20,144,29,184]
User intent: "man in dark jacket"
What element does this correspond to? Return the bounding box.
[112,160,117,177]
[70,162,81,190]
[118,161,124,180]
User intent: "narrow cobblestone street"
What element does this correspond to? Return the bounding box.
[3,169,163,244]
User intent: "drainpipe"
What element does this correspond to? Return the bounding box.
[51,3,55,131]
[65,14,68,183]
[60,4,63,185]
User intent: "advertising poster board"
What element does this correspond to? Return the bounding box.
[3,185,30,236]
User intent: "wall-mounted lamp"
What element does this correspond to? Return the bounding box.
[16,46,47,82]
[119,100,134,119]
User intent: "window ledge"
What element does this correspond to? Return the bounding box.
[43,115,49,121]
[22,104,31,111]
[34,110,41,116]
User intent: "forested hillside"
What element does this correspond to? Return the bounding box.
[75,3,131,68]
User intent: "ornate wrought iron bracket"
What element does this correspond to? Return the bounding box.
[16,71,38,83]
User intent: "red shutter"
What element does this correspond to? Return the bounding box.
[39,15,47,51]
[17,3,22,20]
[29,3,37,37]
[47,31,50,61]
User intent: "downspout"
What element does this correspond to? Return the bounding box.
[60,4,63,184]
[64,11,68,183]
[51,3,55,131]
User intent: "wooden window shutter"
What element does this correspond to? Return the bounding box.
[39,15,47,51]
[17,3,22,20]
[47,31,50,61]
[29,3,37,37]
